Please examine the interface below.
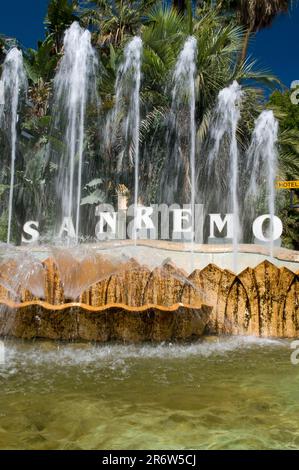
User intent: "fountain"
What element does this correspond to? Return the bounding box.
[1,8,299,454]
[171,36,197,259]
[206,81,243,270]
[106,36,143,241]
[0,48,27,244]
[51,22,98,242]
[0,25,298,345]
[246,110,279,257]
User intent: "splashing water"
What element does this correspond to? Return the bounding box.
[107,37,142,241]
[49,246,132,300]
[246,110,279,257]
[0,48,27,244]
[0,338,295,450]
[0,251,45,301]
[172,37,197,262]
[208,81,243,270]
[52,22,98,243]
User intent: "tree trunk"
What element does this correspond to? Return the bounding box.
[241,27,251,62]
[187,0,193,35]
[173,0,193,34]
[173,0,186,14]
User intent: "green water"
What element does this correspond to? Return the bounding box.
[0,337,299,450]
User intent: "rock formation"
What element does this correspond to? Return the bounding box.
[0,257,298,341]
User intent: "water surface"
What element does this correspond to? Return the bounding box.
[0,336,298,450]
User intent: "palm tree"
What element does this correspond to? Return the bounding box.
[45,0,78,54]
[2,1,293,242]
[173,0,187,12]
[218,0,291,61]
[79,0,157,48]
[173,0,194,33]
[239,0,290,61]
[23,37,59,119]
[103,6,278,205]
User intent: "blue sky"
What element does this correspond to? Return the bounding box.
[248,5,299,89]
[0,1,298,88]
[0,1,47,49]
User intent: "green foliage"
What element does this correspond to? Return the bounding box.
[0,184,9,198]
[267,89,299,249]
[268,89,299,180]
[80,0,158,47]
[269,89,299,130]
[0,209,8,242]
[45,0,79,52]
[81,178,105,205]
[25,37,58,83]
[1,0,298,247]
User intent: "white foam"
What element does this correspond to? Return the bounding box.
[0,336,287,371]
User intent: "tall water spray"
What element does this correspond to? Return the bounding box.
[52,22,98,242]
[208,81,243,270]
[0,48,27,244]
[172,36,197,248]
[246,110,279,257]
[107,36,142,241]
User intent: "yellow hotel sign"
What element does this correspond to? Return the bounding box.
[276,180,299,190]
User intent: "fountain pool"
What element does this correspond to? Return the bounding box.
[0,337,299,450]
[0,12,298,452]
